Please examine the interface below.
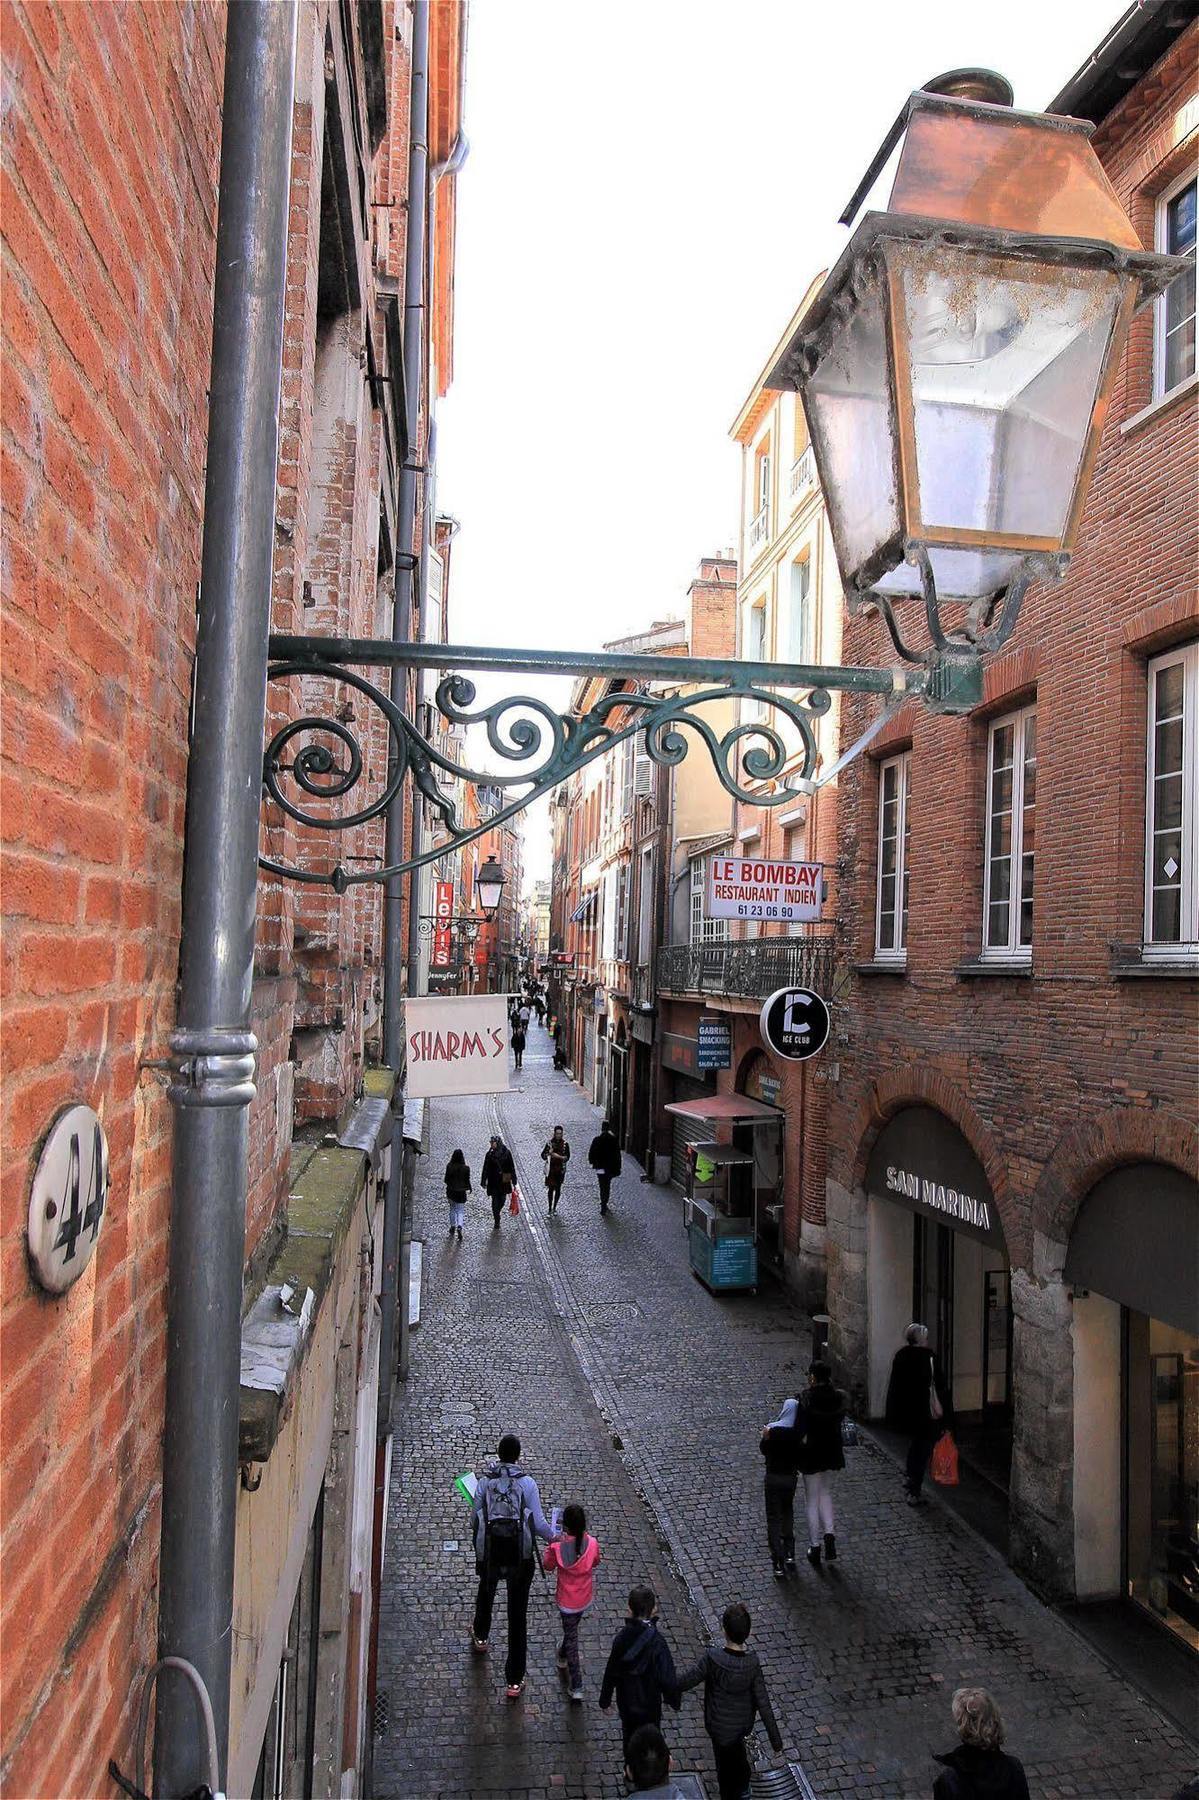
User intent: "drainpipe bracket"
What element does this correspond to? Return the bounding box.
[161,1028,259,1108]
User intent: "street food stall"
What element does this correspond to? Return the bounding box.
[665,1093,785,1291]
[682,1141,757,1292]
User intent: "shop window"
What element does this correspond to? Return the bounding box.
[875,752,910,962]
[983,705,1036,961]
[1155,172,1196,398]
[1144,642,1198,952]
[689,856,727,946]
[252,1488,324,1800]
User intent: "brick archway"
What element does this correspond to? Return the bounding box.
[1031,1107,1198,1248]
[847,1067,1021,1260]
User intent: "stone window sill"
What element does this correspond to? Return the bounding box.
[1110,943,1199,980]
[1120,372,1198,439]
[955,959,1033,979]
[854,959,908,976]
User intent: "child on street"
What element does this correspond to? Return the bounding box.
[542,1503,601,1701]
[679,1602,783,1800]
[600,1585,682,1757]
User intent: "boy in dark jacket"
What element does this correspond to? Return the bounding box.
[600,1586,681,1756]
[679,1602,782,1800]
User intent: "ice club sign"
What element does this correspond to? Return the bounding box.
[759,987,830,1062]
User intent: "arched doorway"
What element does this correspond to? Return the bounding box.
[1065,1162,1198,1647]
[864,1105,1012,1489]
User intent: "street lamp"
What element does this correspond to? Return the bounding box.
[476,855,505,918]
[768,70,1186,673]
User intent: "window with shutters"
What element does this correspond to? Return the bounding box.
[638,845,654,963]
[875,754,910,961]
[690,856,727,945]
[1144,642,1198,952]
[1155,172,1196,398]
[983,707,1036,961]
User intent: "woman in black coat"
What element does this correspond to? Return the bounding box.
[480,1134,516,1230]
[796,1362,846,1566]
[885,1323,952,1505]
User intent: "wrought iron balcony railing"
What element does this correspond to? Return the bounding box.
[632,962,655,1009]
[657,932,835,1001]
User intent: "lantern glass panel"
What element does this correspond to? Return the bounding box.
[891,245,1124,551]
[805,263,899,578]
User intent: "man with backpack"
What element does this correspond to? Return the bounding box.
[469,1432,555,1698]
[588,1119,622,1214]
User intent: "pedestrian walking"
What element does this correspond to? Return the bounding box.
[932,1687,1030,1799]
[679,1602,783,1800]
[588,1118,622,1214]
[541,1126,571,1213]
[885,1322,952,1505]
[625,1723,689,1798]
[533,993,546,1024]
[796,1360,846,1566]
[444,1148,471,1242]
[759,1395,802,1577]
[543,1502,601,1702]
[600,1584,682,1757]
[481,1134,516,1229]
[511,1020,526,1071]
[469,1432,555,1699]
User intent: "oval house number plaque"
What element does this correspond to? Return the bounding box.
[28,1104,109,1294]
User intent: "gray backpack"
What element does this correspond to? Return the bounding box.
[479,1467,527,1576]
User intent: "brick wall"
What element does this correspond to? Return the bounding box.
[827,30,1198,1264]
[0,4,226,1791]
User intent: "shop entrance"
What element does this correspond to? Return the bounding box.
[1066,1161,1198,1652]
[865,1105,1011,1491]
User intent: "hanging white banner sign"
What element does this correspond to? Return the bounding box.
[707,855,823,922]
[404,995,511,1097]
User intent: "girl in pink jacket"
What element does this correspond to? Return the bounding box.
[543,1504,601,1701]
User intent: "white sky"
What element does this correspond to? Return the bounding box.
[436,0,1124,888]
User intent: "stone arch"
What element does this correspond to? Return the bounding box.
[736,1047,780,1099]
[1031,1106,1198,1249]
[848,1066,1021,1260]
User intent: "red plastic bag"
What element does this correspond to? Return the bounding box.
[931,1431,959,1486]
[508,1184,522,1216]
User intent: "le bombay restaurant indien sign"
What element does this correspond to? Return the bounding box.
[707,855,823,923]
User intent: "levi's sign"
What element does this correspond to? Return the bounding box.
[405,995,510,1098]
[707,856,822,923]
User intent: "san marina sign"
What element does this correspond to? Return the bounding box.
[884,1164,993,1236]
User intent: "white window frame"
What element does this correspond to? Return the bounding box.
[1144,642,1199,955]
[874,752,910,963]
[982,705,1036,963]
[785,555,812,666]
[1154,169,1197,400]
[689,856,727,946]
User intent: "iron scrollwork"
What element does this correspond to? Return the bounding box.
[260,656,848,891]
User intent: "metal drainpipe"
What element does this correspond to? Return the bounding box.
[380,0,430,1421]
[154,4,296,1794]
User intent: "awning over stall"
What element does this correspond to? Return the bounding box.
[664,1095,781,1123]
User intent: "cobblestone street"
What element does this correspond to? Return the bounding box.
[374,1025,1198,1799]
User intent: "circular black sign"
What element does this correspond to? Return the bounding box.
[759,986,830,1062]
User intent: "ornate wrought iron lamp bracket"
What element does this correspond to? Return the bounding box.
[260,624,987,891]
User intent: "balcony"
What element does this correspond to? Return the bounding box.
[657,931,835,1001]
[789,445,815,500]
[748,505,769,553]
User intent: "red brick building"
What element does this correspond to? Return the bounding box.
[825,8,1197,1650]
[1,3,466,1793]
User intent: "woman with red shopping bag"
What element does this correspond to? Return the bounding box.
[885,1323,952,1507]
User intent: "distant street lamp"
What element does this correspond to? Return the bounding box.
[476,855,505,918]
[768,69,1186,679]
